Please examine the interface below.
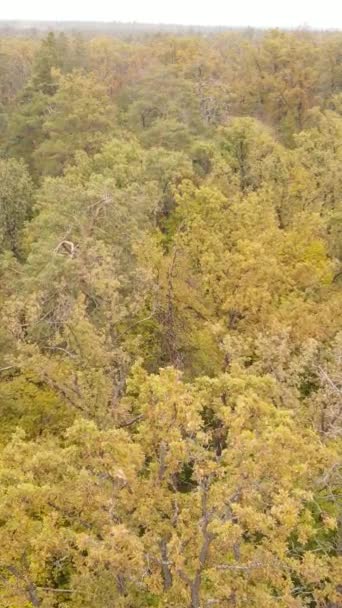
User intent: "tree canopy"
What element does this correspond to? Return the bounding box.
[0,26,341,608]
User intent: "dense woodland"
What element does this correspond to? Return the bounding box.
[0,26,341,608]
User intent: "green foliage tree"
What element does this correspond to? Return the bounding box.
[34,71,116,176]
[0,158,33,256]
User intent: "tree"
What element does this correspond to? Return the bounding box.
[31,32,64,96]
[34,71,116,176]
[0,419,144,607]
[0,158,33,256]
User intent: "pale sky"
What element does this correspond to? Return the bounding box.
[1,0,341,30]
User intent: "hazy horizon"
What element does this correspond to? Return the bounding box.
[1,0,341,30]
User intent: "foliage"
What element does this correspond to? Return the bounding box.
[0,27,341,608]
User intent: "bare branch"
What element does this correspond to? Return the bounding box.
[54,240,76,257]
[0,365,17,373]
[118,414,144,429]
[317,366,342,400]
[159,539,173,591]
[37,587,74,594]
[215,561,263,571]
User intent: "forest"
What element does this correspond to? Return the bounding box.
[0,25,341,608]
